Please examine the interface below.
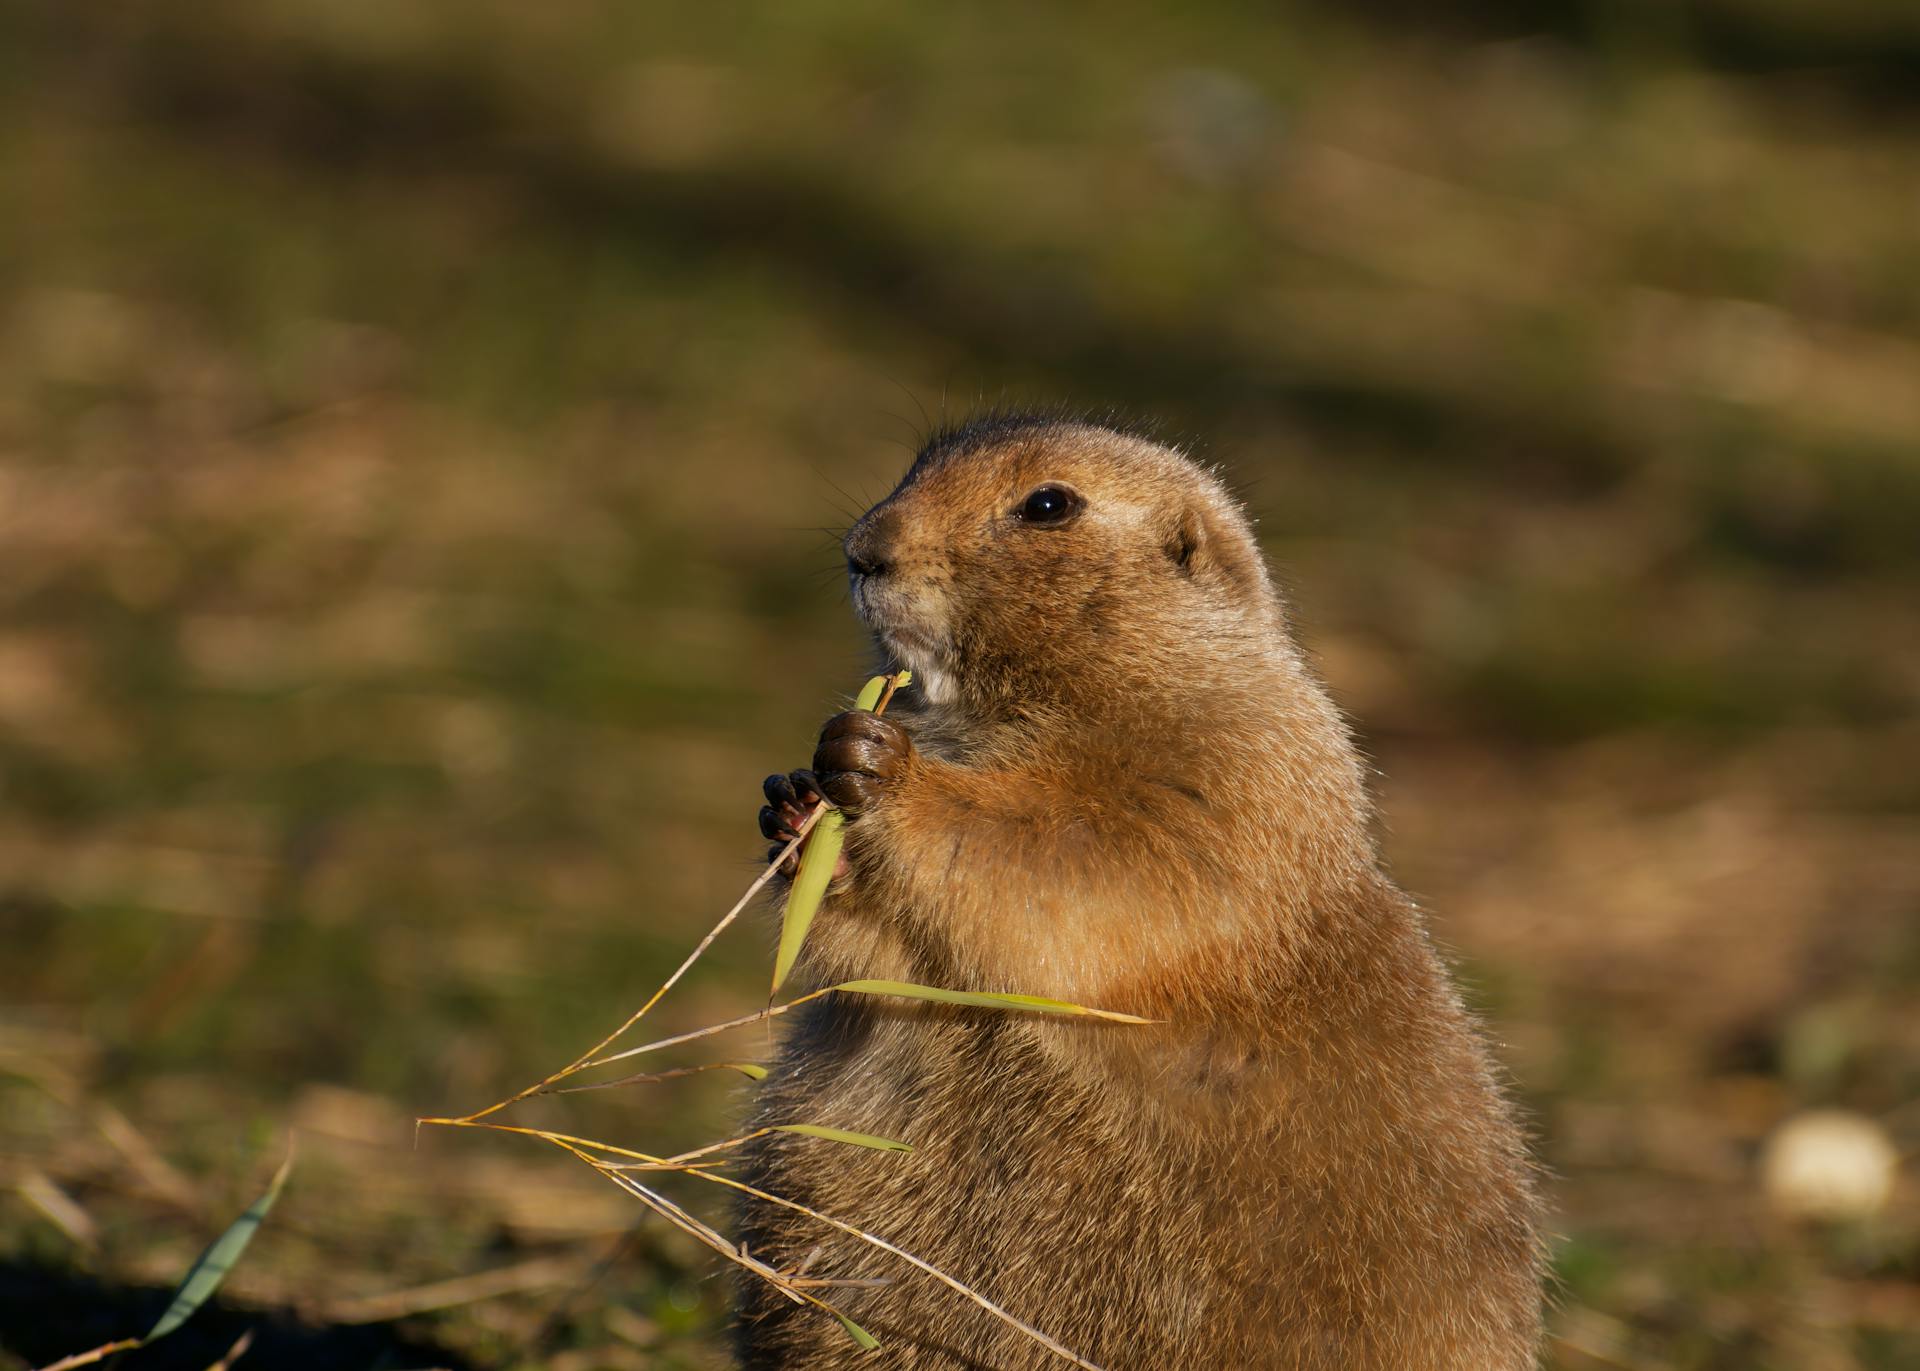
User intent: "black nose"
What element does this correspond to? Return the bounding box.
[844,519,893,578]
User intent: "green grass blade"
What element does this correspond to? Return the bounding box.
[834,1311,882,1349]
[144,1149,294,1342]
[831,978,1152,1024]
[727,1062,769,1081]
[770,673,895,995]
[774,1123,913,1151]
[771,810,847,995]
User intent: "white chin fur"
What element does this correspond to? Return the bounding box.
[914,661,953,705]
[854,581,953,705]
[883,636,952,706]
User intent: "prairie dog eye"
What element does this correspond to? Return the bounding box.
[1016,484,1083,525]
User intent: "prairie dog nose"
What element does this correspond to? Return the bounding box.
[844,514,895,579]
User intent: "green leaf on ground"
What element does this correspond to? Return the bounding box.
[145,1147,294,1341]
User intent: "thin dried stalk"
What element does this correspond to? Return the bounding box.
[554,1140,869,1339]
[546,1062,764,1095]
[204,1329,255,1371]
[450,809,828,1124]
[33,1343,140,1371]
[628,1128,777,1169]
[596,1169,779,1292]
[576,990,833,1071]
[437,1118,1105,1370]
[673,1159,1107,1370]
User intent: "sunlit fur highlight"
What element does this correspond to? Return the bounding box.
[735,418,1543,1369]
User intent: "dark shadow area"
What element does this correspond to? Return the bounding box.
[1310,0,1920,110]
[0,1261,470,1371]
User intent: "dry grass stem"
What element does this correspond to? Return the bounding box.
[574,992,830,1071]
[598,1135,1106,1369]
[451,809,828,1124]
[32,1342,140,1371]
[204,1329,256,1371]
[437,1116,1101,1364]
[624,1129,777,1169]
[575,1146,893,1346]
[564,1149,811,1316]
[547,1062,765,1095]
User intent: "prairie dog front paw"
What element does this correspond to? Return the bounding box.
[812,712,913,819]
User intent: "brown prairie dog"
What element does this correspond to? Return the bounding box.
[738,417,1543,1369]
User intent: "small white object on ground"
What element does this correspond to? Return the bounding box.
[1760,1108,1899,1221]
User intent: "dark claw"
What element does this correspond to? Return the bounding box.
[758,768,829,866]
[762,770,825,809]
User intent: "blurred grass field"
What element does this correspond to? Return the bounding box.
[2,2,1918,1367]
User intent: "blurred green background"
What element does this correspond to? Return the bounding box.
[2,2,1917,1367]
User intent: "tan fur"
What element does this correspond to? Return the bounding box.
[735,418,1543,1369]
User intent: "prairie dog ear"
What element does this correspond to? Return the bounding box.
[1164,506,1203,573]
[1162,500,1262,597]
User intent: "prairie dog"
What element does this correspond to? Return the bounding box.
[737,417,1542,1368]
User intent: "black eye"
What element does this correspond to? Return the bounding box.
[1016,484,1082,525]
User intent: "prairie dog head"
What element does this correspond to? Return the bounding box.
[843,418,1281,719]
